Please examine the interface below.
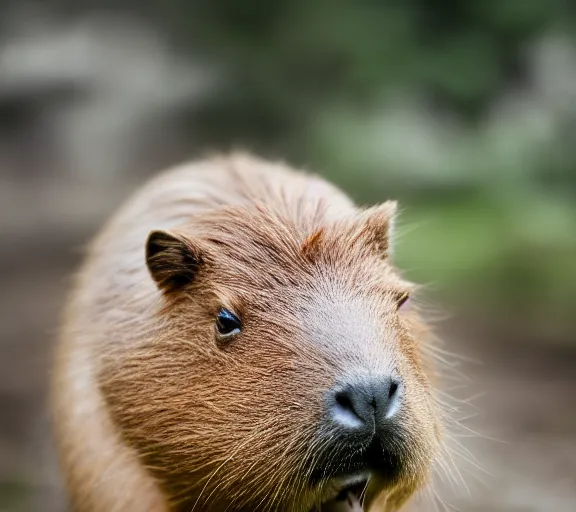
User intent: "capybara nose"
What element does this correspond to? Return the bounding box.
[328,376,403,432]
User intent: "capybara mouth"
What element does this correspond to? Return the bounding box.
[308,435,402,511]
[310,436,403,487]
[316,478,368,512]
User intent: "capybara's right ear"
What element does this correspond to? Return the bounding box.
[146,230,204,293]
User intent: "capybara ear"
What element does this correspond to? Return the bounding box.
[146,230,204,293]
[354,200,398,259]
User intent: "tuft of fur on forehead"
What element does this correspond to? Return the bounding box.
[181,197,399,290]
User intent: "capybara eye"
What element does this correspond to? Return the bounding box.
[397,292,410,310]
[215,308,242,338]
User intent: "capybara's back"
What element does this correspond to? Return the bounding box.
[52,153,443,512]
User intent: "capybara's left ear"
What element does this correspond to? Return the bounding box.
[354,200,398,260]
[146,230,205,293]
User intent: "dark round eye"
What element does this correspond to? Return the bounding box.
[215,308,242,339]
[397,292,410,310]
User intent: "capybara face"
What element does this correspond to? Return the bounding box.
[100,201,441,512]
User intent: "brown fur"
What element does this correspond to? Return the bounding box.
[51,153,442,512]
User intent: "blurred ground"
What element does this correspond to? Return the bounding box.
[433,329,576,512]
[1,2,576,512]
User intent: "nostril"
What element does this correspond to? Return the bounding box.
[332,389,365,429]
[388,380,399,400]
[335,390,354,411]
[385,378,403,419]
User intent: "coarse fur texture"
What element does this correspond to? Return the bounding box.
[51,153,444,512]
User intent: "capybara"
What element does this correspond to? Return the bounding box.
[51,153,443,512]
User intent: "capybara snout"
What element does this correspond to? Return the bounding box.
[327,375,404,431]
[52,154,443,512]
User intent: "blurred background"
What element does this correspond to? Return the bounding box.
[1,1,575,511]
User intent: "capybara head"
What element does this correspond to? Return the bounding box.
[100,198,442,512]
